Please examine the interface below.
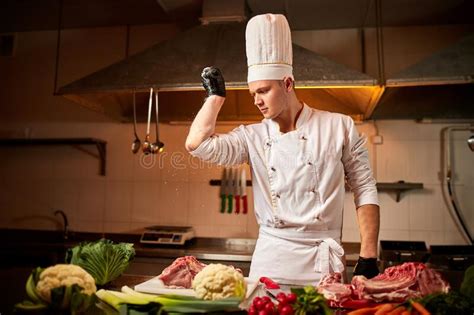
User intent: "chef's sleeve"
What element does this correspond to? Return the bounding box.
[341,117,379,207]
[189,125,249,166]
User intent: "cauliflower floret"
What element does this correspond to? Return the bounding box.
[192,264,246,300]
[36,264,96,302]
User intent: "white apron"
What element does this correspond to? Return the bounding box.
[249,226,345,285]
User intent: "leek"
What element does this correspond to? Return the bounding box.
[96,286,242,313]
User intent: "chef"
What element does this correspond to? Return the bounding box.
[185,13,380,285]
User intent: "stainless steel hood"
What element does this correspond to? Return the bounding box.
[371,34,474,120]
[57,22,382,122]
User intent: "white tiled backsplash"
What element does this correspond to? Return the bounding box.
[0,120,471,247]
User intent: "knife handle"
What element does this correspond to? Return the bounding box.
[220,194,226,213]
[242,195,248,214]
[227,195,233,213]
[235,196,240,214]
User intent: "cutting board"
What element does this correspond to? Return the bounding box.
[135,277,258,299]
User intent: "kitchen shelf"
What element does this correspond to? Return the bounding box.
[376,181,424,202]
[210,179,423,202]
[0,138,107,176]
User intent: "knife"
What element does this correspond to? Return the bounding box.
[234,168,241,214]
[227,168,233,214]
[241,168,248,214]
[219,168,227,213]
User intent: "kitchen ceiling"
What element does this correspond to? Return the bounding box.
[1,0,473,32]
[2,0,473,121]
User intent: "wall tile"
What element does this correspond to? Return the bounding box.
[379,193,410,230]
[105,181,132,222]
[156,181,189,226]
[104,221,132,233]
[78,180,106,222]
[409,185,446,231]
[131,181,160,224]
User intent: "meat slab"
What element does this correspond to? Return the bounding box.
[317,262,450,307]
[158,256,207,288]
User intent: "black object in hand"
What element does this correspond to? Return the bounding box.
[353,256,379,279]
[201,66,226,97]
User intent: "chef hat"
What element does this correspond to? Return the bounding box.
[246,14,293,83]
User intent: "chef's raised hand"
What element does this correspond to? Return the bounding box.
[353,256,379,279]
[201,66,226,97]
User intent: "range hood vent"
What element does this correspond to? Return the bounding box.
[371,34,474,120]
[57,22,381,122]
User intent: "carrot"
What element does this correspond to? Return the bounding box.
[374,303,396,315]
[400,311,411,315]
[410,301,430,315]
[347,306,378,315]
[387,306,406,315]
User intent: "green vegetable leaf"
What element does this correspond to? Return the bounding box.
[66,238,135,286]
[291,285,332,315]
[461,264,474,301]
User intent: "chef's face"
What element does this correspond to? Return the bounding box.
[248,79,291,119]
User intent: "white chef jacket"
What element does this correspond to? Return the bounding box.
[190,104,379,284]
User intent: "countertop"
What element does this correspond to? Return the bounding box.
[0,228,361,265]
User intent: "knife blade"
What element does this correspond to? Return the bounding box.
[227,168,233,214]
[234,168,241,214]
[219,168,227,213]
[241,168,248,214]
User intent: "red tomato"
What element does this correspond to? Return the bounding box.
[276,292,287,305]
[258,310,268,315]
[285,293,297,304]
[254,299,266,311]
[248,306,257,315]
[261,296,272,304]
[279,305,294,315]
[264,302,275,314]
[252,296,262,306]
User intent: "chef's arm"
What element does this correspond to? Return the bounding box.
[185,95,224,152]
[185,67,226,152]
[356,203,380,258]
[353,203,380,278]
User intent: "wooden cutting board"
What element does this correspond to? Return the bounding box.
[135,277,258,299]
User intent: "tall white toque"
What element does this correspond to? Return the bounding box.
[246,14,294,83]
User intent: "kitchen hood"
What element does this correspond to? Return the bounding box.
[371,34,474,120]
[57,21,381,122]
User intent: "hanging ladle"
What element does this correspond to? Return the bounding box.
[142,87,153,155]
[131,90,141,154]
[151,91,164,154]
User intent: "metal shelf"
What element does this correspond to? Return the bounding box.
[0,138,107,176]
[210,179,423,202]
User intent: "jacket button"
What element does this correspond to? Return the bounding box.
[307,161,313,166]
[301,136,307,140]
[271,167,276,171]
[276,194,281,198]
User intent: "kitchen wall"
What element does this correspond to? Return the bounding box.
[0,23,471,245]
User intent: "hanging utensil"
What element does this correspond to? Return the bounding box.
[142,88,153,155]
[241,168,248,214]
[131,90,141,154]
[151,91,164,154]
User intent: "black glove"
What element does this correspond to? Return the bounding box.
[353,256,379,279]
[201,66,226,97]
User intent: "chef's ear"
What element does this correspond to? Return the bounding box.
[282,77,294,92]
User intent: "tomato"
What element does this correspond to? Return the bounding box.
[285,293,297,304]
[254,299,266,311]
[276,295,287,305]
[248,306,257,315]
[279,305,294,315]
[261,296,272,304]
[264,302,275,314]
[258,310,269,315]
[252,296,262,306]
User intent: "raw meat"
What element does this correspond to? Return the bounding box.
[352,262,450,302]
[158,256,207,288]
[317,273,352,308]
[317,262,450,307]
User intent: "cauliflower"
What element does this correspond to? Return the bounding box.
[192,264,246,301]
[36,264,96,303]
